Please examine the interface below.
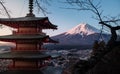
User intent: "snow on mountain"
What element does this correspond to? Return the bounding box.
[66,23,99,36]
[52,23,110,45]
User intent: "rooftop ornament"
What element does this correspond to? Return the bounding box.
[26,0,35,17]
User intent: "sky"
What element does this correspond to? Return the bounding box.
[0,0,120,36]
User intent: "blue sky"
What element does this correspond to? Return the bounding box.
[0,0,120,36]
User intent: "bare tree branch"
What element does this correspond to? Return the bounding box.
[34,0,51,16]
[0,0,11,18]
[64,0,120,74]
[65,0,120,26]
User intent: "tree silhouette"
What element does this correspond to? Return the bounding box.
[0,0,52,17]
[64,0,120,74]
[34,0,52,16]
[0,0,11,18]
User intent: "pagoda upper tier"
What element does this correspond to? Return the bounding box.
[0,16,57,29]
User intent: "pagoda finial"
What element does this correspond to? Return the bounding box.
[26,0,35,17]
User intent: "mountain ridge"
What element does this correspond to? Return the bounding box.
[51,23,110,46]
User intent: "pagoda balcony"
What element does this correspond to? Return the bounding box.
[13,31,46,36]
[8,61,49,70]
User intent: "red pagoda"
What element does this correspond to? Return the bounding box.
[0,0,58,73]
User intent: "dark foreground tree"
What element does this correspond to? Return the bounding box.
[63,0,120,74]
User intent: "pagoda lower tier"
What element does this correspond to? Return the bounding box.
[0,34,46,51]
[0,34,58,70]
[0,51,51,70]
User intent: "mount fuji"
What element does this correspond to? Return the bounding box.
[51,23,110,46]
[65,23,99,36]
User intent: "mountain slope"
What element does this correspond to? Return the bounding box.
[52,23,110,45]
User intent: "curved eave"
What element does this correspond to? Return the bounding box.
[0,35,58,44]
[0,51,51,60]
[0,34,49,40]
[0,17,57,29]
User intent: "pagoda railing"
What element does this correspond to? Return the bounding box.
[13,31,46,35]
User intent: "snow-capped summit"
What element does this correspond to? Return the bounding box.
[66,23,99,36]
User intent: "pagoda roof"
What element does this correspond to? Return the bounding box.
[0,34,48,40]
[0,17,48,21]
[0,34,59,43]
[0,17,57,29]
[0,51,51,60]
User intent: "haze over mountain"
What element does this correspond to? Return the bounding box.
[52,23,110,45]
